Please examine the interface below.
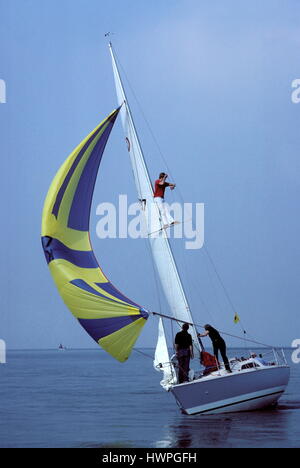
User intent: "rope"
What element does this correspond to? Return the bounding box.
[144,237,163,314]
[119,66,247,336]
[171,319,175,354]
[111,50,177,185]
[113,44,259,348]
[175,232,218,327]
[151,311,276,349]
[133,348,154,360]
[203,246,247,334]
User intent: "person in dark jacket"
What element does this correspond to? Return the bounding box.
[175,323,194,383]
[198,324,231,372]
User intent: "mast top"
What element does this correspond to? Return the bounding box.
[104,32,114,47]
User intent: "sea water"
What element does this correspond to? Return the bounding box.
[0,348,299,448]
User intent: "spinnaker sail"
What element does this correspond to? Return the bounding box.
[41,107,148,362]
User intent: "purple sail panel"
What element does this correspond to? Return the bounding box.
[52,122,106,219]
[78,315,141,341]
[70,279,125,304]
[41,236,98,268]
[95,281,141,308]
[67,111,119,231]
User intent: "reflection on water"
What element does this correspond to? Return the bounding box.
[79,441,135,448]
[278,401,300,410]
[156,407,299,448]
[157,415,234,448]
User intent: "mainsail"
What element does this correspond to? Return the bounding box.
[109,42,200,356]
[41,107,148,362]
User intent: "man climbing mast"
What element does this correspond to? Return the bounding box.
[153,172,176,227]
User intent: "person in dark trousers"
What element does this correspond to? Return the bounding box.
[175,323,194,383]
[198,324,232,373]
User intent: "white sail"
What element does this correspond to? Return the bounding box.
[154,318,177,389]
[109,42,200,356]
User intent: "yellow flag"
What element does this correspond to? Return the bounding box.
[234,313,240,324]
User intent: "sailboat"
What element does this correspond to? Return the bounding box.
[41,41,290,415]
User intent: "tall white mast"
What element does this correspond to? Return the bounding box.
[109,42,200,355]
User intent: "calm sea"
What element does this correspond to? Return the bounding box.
[0,348,299,448]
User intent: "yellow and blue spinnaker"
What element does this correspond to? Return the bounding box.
[41,107,148,362]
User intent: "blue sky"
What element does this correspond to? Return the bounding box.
[0,0,300,350]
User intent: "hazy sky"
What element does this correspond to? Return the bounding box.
[1,0,300,351]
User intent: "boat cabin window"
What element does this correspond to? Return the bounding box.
[241,362,259,370]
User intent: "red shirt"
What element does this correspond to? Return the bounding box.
[154,179,170,198]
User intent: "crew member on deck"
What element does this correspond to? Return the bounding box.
[175,323,194,383]
[153,172,176,227]
[198,325,232,373]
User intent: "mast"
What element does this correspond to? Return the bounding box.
[109,42,200,356]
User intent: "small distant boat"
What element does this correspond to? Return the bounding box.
[58,344,66,351]
[41,41,290,415]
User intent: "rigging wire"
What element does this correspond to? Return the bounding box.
[133,348,154,360]
[144,236,163,314]
[114,49,194,335]
[114,45,254,348]
[170,226,218,327]
[170,179,248,340]
[151,311,275,349]
[112,46,164,316]
[202,245,247,335]
[171,319,175,354]
[126,106,144,202]
[111,48,176,182]
[202,250,226,319]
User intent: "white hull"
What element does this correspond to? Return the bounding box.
[171,365,290,415]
